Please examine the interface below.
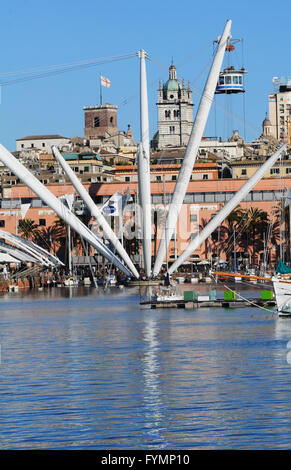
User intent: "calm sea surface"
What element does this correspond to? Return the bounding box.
[1,284,291,450]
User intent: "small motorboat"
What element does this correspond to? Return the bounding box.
[155,287,183,302]
[64,277,79,286]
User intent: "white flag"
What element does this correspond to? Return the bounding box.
[101,192,122,216]
[20,203,30,219]
[59,194,74,211]
[100,75,111,88]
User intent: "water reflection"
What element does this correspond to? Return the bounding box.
[1,286,291,449]
[142,315,168,447]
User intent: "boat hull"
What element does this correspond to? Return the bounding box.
[273,277,291,316]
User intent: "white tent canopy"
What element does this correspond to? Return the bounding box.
[0,253,20,263]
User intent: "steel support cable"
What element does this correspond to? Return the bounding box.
[0,53,136,86]
[0,53,136,78]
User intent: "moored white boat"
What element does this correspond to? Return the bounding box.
[107,274,117,286]
[272,276,291,316]
[64,277,79,286]
[155,287,183,302]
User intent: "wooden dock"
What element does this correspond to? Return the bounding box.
[140,298,276,309]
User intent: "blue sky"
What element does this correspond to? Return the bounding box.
[0,0,290,151]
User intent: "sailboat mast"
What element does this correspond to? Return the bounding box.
[67,225,72,275]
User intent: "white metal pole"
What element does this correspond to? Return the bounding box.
[153,19,232,277]
[137,49,152,278]
[52,146,139,278]
[67,225,72,275]
[0,143,133,277]
[168,144,286,274]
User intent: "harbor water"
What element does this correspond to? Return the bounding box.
[1,284,291,449]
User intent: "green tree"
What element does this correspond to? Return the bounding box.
[18,219,39,241]
[245,207,269,265]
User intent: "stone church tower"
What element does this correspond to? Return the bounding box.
[155,62,193,148]
[83,103,118,140]
[262,112,272,137]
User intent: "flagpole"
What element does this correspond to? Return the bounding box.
[100,74,102,105]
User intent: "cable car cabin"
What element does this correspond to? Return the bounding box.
[215,67,247,94]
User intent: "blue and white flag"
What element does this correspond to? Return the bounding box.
[101,192,123,217]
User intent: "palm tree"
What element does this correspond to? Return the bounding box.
[219,206,248,261]
[36,225,65,255]
[199,217,211,259]
[245,207,269,266]
[18,218,40,242]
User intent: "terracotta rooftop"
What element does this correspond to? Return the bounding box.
[16,134,68,141]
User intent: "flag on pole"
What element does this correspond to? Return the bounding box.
[101,192,122,216]
[100,76,111,88]
[20,203,30,219]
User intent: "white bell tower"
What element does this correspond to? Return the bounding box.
[156,62,193,148]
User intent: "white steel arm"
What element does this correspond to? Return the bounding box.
[153,19,232,276]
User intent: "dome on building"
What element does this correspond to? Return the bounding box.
[163,61,181,92]
[263,112,271,127]
[163,78,181,91]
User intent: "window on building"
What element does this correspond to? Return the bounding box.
[156,175,161,182]
[271,168,280,175]
[31,143,34,148]
[173,110,180,118]
[84,167,89,172]
[165,110,171,118]
[286,168,291,174]
[42,143,45,148]
[0,220,5,227]
[172,175,177,181]
[125,176,131,182]
[170,126,175,134]
[190,214,197,222]
[203,174,208,180]
[39,219,46,226]
[21,144,24,148]
[94,117,100,127]
[205,193,215,202]
[110,117,114,127]
[241,169,247,175]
